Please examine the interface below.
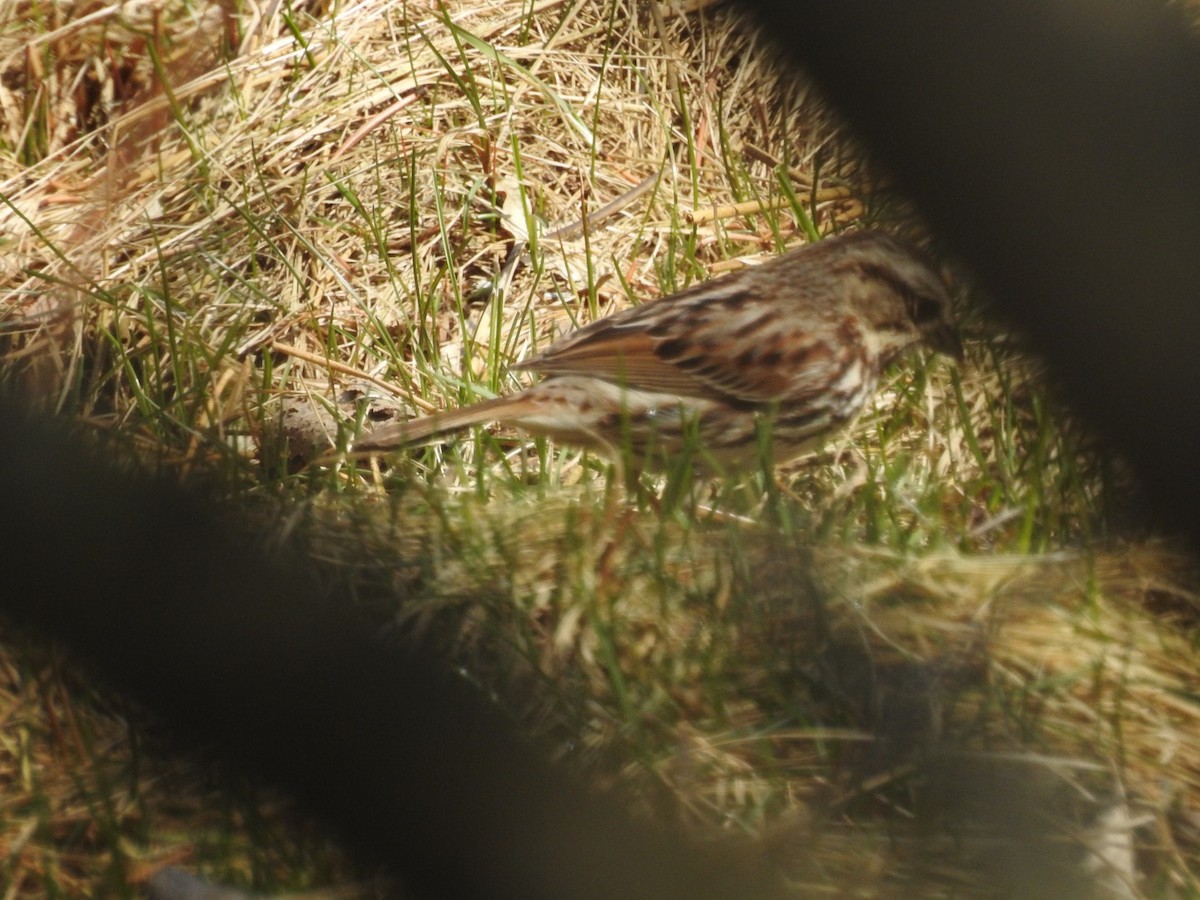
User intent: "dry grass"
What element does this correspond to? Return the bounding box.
[2,0,1199,896]
[0,630,364,896]
[303,492,1200,896]
[0,0,867,466]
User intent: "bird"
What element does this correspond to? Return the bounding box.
[354,230,962,473]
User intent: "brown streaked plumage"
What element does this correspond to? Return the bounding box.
[354,230,961,471]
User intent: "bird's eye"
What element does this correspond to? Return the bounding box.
[909,295,945,324]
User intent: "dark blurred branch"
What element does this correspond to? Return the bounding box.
[737,0,1200,546]
[0,410,783,900]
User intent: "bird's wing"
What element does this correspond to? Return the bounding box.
[516,281,855,406]
[514,323,708,395]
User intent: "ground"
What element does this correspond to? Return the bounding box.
[1,0,1199,896]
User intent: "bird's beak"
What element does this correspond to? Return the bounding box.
[931,325,965,361]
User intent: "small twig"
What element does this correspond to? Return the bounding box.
[270,340,438,412]
[647,0,682,104]
[331,89,423,161]
[495,172,659,303]
[543,172,658,243]
[687,191,853,225]
[744,141,892,194]
[741,142,813,185]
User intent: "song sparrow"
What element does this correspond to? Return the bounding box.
[354,231,961,471]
